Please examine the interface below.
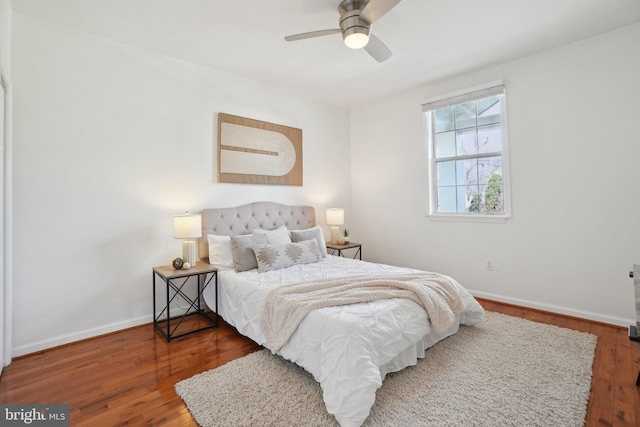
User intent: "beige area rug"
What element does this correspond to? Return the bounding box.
[175,312,597,427]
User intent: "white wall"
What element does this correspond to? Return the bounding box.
[0,1,9,72]
[11,13,351,356]
[0,0,12,369]
[351,22,640,326]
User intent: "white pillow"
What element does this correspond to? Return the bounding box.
[207,234,235,269]
[289,226,328,258]
[251,240,323,273]
[253,225,292,245]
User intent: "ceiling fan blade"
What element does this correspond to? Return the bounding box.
[359,0,402,25]
[364,33,392,62]
[284,29,341,42]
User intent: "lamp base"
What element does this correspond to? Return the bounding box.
[182,240,196,268]
[330,226,340,244]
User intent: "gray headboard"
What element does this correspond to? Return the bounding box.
[199,201,316,258]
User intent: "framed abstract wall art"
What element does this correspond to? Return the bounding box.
[217,113,302,186]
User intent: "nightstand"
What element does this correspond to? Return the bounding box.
[152,262,218,341]
[326,242,362,260]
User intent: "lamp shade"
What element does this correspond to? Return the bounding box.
[173,212,202,239]
[326,208,344,226]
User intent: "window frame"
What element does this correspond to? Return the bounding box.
[423,81,511,223]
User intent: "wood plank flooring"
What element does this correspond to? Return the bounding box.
[0,299,638,426]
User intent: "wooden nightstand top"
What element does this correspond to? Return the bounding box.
[152,262,217,280]
[326,242,361,250]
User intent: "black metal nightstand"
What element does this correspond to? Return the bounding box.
[326,242,362,260]
[152,262,218,341]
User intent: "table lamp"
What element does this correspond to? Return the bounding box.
[326,208,344,244]
[173,211,202,268]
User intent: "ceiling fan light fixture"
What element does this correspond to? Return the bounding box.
[340,6,370,49]
[344,32,370,49]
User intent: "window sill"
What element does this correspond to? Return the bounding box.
[427,213,509,224]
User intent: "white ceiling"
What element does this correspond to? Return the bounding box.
[10,0,640,108]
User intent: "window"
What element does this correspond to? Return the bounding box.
[423,84,510,221]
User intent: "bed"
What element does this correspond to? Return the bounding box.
[199,202,485,427]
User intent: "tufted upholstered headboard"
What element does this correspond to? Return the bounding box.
[198,201,316,259]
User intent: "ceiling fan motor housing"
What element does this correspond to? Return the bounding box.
[339,0,371,44]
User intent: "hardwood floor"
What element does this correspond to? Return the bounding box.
[0,300,638,426]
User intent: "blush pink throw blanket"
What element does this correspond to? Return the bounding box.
[260,273,464,353]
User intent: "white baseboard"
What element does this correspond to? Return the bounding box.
[471,290,633,328]
[12,306,194,358]
[12,292,633,358]
[11,315,151,358]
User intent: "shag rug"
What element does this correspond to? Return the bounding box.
[175,312,597,426]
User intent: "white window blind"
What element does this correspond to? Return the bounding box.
[423,85,504,112]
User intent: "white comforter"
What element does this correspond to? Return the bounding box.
[202,256,485,427]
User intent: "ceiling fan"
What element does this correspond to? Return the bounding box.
[284,0,402,63]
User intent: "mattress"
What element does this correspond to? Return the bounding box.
[202,255,485,427]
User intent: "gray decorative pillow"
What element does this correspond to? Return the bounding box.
[290,226,327,258]
[230,234,267,272]
[252,240,323,273]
